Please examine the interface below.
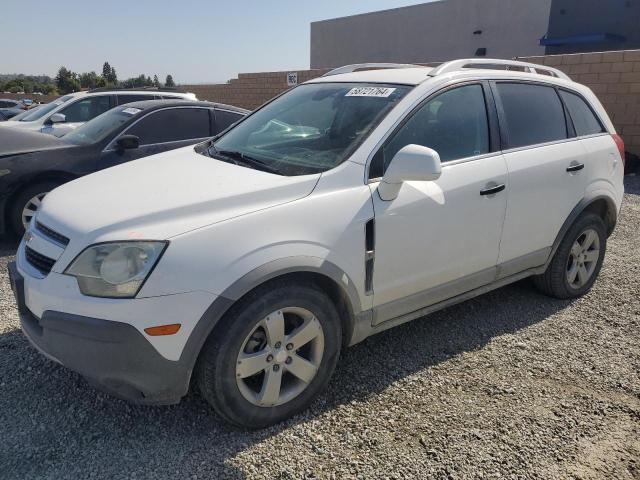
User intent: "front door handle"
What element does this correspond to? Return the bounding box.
[566,163,584,172]
[480,184,505,196]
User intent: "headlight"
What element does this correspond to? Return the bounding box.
[65,241,167,298]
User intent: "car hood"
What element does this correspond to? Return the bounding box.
[38,146,320,242]
[0,127,69,157]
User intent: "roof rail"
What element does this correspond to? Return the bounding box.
[87,86,188,93]
[322,63,425,77]
[428,58,571,81]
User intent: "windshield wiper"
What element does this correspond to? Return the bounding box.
[215,149,281,175]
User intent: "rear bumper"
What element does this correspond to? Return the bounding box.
[9,261,191,404]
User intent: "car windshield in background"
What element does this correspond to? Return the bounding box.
[17,95,73,122]
[207,83,411,176]
[64,106,141,146]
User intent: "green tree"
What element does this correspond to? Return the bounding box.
[153,75,161,87]
[102,62,111,79]
[165,75,175,87]
[55,66,80,94]
[79,71,100,89]
[109,66,117,85]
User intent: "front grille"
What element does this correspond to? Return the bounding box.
[25,246,56,275]
[35,222,69,246]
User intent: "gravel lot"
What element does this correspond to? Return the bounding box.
[1,177,638,480]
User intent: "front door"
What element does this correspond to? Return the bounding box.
[370,83,508,324]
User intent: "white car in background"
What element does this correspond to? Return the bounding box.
[0,88,197,137]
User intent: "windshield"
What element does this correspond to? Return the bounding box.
[9,105,40,121]
[18,95,73,122]
[206,83,411,176]
[64,106,141,145]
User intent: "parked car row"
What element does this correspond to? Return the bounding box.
[0,87,197,136]
[0,98,36,120]
[5,59,626,428]
[0,98,247,234]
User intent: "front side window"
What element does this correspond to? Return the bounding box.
[18,95,73,122]
[65,106,142,146]
[59,95,112,123]
[559,90,605,137]
[207,83,411,176]
[126,108,211,145]
[495,83,567,149]
[371,84,489,178]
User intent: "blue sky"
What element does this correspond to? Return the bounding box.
[3,0,431,84]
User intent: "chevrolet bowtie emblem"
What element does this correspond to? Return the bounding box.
[24,231,33,244]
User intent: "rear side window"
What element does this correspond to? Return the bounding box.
[126,107,210,145]
[372,84,489,178]
[559,90,605,136]
[495,83,567,149]
[214,109,244,133]
[59,95,113,123]
[117,94,153,105]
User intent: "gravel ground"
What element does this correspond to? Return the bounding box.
[0,177,638,480]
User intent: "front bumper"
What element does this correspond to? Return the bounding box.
[9,261,193,404]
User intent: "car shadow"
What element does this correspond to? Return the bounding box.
[0,274,571,479]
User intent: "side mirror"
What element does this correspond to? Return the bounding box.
[49,113,66,124]
[378,144,441,201]
[116,135,140,152]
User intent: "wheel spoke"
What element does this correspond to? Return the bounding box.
[286,317,322,349]
[286,354,318,383]
[584,249,599,263]
[582,230,597,251]
[264,310,285,346]
[258,367,283,406]
[237,350,271,378]
[577,264,589,285]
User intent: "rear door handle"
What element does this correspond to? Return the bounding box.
[566,163,584,172]
[480,184,505,196]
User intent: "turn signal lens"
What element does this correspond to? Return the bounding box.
[144,324,182,336]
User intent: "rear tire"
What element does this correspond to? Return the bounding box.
[533,213,606,299]
[196,280,342,428]
[9,181,62,236]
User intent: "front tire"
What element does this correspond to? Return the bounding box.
[533,213,606,299]
[196,280,342,428]
[10,181,62,236]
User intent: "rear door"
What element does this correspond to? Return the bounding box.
[493,82,588,275]
[213,108,245,134]
[100,107,212,168]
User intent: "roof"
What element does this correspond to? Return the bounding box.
[113,99,249,114]
[307,67,434,86]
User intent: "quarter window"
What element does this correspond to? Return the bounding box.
[214,109,244,133]
[495,83,567,149]
[559,90,604,136]
[59,96,112,123]
[372,84,489,178]
[126,108,211,145]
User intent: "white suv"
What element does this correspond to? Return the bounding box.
[0,88,197,137]
[9,59,625,428]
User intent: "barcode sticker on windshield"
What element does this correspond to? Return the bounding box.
[122,107,142,115]
[345,87,396,98]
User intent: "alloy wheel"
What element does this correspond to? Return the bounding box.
[566,228,600,289]
[21,192,48,230]
[236,307,325,407]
